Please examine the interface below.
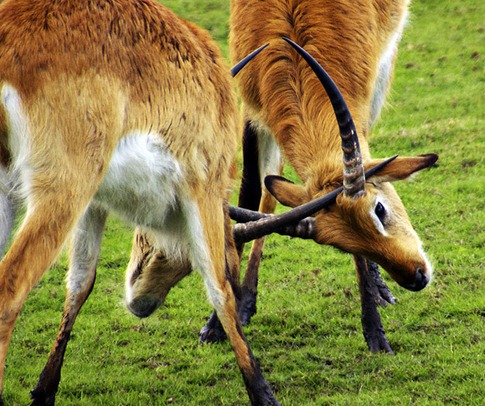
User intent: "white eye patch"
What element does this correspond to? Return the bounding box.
[369,195,389,236]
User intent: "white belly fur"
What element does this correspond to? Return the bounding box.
[95,133,185,230]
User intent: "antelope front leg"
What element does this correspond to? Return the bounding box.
[237,120,266,325]
[239,121,281,326]
[354,255,395,353]
[31,205,107,406]
[364,259,396,307]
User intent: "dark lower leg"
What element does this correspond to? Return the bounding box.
[31,273,96,405]
[355,255,394,353]
[239,237,265,325]
[239,187,277,325]
[213,280,279,405]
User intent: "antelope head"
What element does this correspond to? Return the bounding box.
[232,38,438,292]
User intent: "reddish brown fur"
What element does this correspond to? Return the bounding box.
[231,0,409,178]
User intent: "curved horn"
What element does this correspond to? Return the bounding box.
[231,156,398,243]
[231,186,342,243]
[231,43,270,77]
[233,214,316,245]
[282,37,365,198]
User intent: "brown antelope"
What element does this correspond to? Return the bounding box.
[0,0,279,404]
[196,0,438,352]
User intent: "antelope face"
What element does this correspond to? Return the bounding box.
[365,183,432,291]
[318,181,432,291]
[265,153,437,292]
[125,229,191,318]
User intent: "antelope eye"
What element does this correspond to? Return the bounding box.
[375,202,386,224]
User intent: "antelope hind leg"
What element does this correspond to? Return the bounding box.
[30,205,107,406]
[0,165,107,402]
[200,121,281,343]
[0,166,16,256]
[191,196,278,405]
[200,204,241,343]
[200,121,262,343]
[0,83,117,401]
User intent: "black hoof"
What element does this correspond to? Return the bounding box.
[30,389,56,406]
[199,311,227,343]
[365,330,394,354]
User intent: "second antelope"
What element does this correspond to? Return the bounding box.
[202,0,438,352]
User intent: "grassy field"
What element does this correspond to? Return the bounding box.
[3,0,485,404]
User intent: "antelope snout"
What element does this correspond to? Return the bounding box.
[403,267,429,292]
[126,295,162,318]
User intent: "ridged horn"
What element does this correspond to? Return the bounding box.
[231,43,270,77]
[282,37,366,198]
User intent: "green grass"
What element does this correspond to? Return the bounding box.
[4,0,485,404]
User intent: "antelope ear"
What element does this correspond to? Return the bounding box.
[264,175,310,208]
[366,153,438,182]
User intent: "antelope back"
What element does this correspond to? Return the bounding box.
[230,0,410,179]
[0,0,238,200]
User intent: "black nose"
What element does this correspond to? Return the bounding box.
[407,267,429,292]
[127,296,161,318]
